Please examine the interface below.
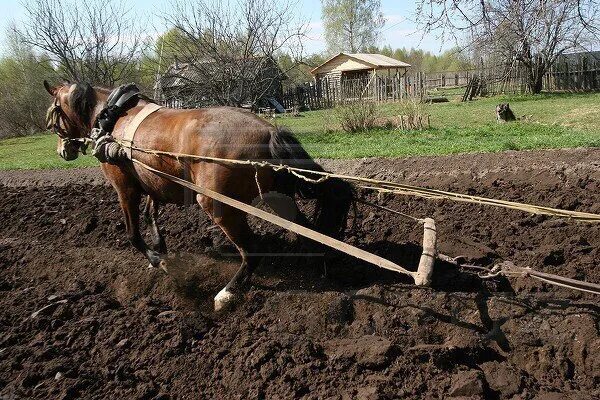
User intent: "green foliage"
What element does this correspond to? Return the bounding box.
[321,0,385,53]
[154,28,192,70]
[278,53,328,88]
[366,45,473,73]
[276,92,600,158]
[0,38,56,138]
[3,92,600,169]
[334,100,378,132]
[0,134,98,169]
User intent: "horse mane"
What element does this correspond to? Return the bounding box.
[70,84,154,128]
[71,82,97,128]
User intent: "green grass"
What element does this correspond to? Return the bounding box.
[0,134,98,170]
[1,92,600,169]
[275,92,600,158]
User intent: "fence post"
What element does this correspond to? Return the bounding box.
[583,56,589,91]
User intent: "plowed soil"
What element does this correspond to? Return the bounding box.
[1,148,599,399]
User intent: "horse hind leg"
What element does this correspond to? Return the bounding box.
[197,195,260,311]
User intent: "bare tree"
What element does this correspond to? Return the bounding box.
[157,0,306,108]
[415,0,600,93]
[15,0,147,86]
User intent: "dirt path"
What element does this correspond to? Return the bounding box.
[1,149,599,399]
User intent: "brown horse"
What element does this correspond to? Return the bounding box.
[43,81,353,310]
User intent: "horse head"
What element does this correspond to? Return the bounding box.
[44,80,97,160]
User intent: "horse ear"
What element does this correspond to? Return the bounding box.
[43,80,57,96]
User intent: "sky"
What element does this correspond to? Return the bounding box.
[0,0,455,57]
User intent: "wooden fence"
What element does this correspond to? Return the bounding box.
[281,68,527,110]
[279,53,600,110]
[282,75,411,110]
[546,56,600,91]
[412,54,600,94]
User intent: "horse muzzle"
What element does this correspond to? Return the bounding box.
[57,139,80,161]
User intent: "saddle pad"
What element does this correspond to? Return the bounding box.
[122,103,164,159]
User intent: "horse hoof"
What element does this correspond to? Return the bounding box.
[158,260,169,273]
[147,261,168,273]
[214,288,236,311]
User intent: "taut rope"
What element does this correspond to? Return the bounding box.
[120,142,600,223]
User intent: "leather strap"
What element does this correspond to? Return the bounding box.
[122,103,164,159]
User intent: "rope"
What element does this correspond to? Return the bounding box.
[479,261,600,295]
[126,150,599,296]
[111,142,600,294]
[355,198,423,222]
[254,166,264,200]
[119,142,600,223]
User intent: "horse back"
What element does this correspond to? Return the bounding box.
[104,105,276,204]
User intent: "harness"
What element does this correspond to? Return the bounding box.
[95,83,142,134]
[47,83,163,164]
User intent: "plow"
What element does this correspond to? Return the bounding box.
[43,81,600,311]
[127,143,600,297]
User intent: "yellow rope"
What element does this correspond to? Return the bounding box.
[120,142,600,223]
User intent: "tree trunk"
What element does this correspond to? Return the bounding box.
[528,74,544,94]
[526,63,545,94]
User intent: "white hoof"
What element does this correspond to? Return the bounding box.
[158,260,169,273]
[147,261,168,273]
[214,288,236,311]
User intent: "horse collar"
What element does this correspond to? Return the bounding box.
[94,83,142,136]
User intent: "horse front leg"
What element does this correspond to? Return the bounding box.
[118,188,167,272]
[143,196,167,254]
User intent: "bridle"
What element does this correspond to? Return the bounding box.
[46,83,143,159]
[46,98,91,152]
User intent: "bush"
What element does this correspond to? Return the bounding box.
[395,97,429,130]
[333,100,378,133]
[0,41,55,138]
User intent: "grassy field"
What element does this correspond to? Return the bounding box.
[276,92,600,158]
[0,134,99,170]
[1,92,599,169]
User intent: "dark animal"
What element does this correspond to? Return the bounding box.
[43,81,353,310]
[496,103,516,123]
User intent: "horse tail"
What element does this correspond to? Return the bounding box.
[269,127,354,238]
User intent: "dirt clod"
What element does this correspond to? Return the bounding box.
[481,361,522,397]
[449,369,485,397]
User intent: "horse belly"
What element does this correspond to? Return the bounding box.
[146,180,185,205]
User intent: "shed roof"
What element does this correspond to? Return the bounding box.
[311,52,411,75]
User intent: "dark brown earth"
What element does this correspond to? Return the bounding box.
[0,148,599,399]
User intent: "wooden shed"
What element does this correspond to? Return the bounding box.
[310,53,411,102]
